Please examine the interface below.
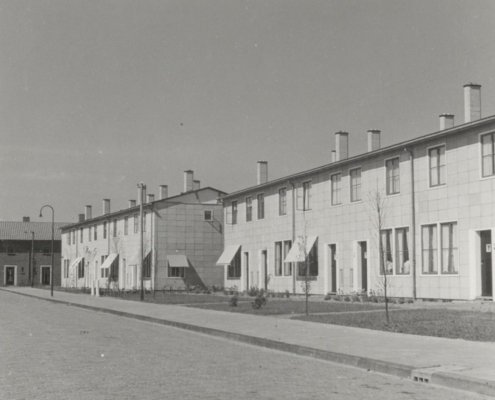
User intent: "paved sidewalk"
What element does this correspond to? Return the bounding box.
[3,287,495,397]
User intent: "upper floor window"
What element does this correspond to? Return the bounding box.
[113,219,117,237]
[246,197,252,222]
[380,229,393,275]
[103,222,107,239]
[257,194,265,219]
[124,217,129,235]
[66,233,70,245]
[231,201,238,225]
[93,225,97,241]
[429,146,446,186]
[279,188,287,216]
[80,228,83,243]
[133,214,138,233]
[350,168,362,202]
[88,227,91,242]
[297,181,312,211]
[72,230,75,245]
[481,133,495,177]
[330,173,342,205]
[386,158,400,195]
[421,224,438,274]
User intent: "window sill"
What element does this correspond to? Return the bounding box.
[226,276,241,280]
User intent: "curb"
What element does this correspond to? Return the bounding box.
[3,288,494,397]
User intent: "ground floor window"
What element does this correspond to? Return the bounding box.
[168,267,185,278]
[41,266,51,285]
[441,222,458,274]
[78,259,85,278]
[380,229,393,275]
[227,249,241,278]
[110,256,119,280]
[283,240,292,276]
[422,224,438,274]
[143,252,152,278]
[297,244,318,277]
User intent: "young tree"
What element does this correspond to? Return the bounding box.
[368,190,391,324]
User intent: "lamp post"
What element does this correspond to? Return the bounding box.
[25,231,35,287]
[39,205,54,297]
[137,183,146,301]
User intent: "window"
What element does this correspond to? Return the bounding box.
[103,222,107,239]
[298,243,318,277]
[227,249,241,278]
[113,220,117,237]
[204,210,213,221]
[422,224,438,274]
[429,146,446,186]
[297,181,311,210]
[133,214,138,233]
[72,230,75,245]
[110,257,119,280]
[231,201,238,225]
[246,197,252,222]
[386,158,400,195]
[330,173,342,205]
[78,258,85,279]
[380,229,393,275]
[124,217,129,235]
[395,228,410,275]
[279,188,287,215]
[66,233,70,245]
[63,260,69,278]
[350,168,361,202]
[80,228,83,243]
[257,194,264,219]
[101,255,109,278]
[481,133,495,177]
[441,222,458,274]
[93,225,97,241]
[283,240,292,276]
[168,267,185,278]
[143,252,151,278]
[274,242,283,276]
[88,227,91,241]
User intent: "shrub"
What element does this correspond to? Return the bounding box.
[343,296,351,302]
[285,290,291,298]
[251,294,267,309]
[324,294,332,301]
[229,294,239,307]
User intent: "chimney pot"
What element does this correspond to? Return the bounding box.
[159,185,168,200]
[193,180,200,190]
[331,150,337,163]
[367,130,381,152]
[147,194,155,203]
[78,213,85,223]
[257,161,268,185]
[129,199,136,208]
[335,131,349,161]
[184,170,194,192]
[102,199,110,215]
[464,83,481,122]
[439,114,455,130]
[137,185,147,205]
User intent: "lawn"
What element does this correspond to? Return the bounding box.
[188,298,385,315]
[295,309,495,342]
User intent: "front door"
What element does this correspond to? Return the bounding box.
[244,252,249,291]
[5,267,15,285]
[41,266,51,285]
[480,230,492,297]
[359,241,368,292]
[330,244,337,293]
[261,250,268,291]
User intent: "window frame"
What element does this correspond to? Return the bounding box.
[385,157,400,195]
[349,168,362,202]
[227,249,241,279]
[330,172,342,205]
[480,132,495,178]
[245,196,252,222]
[168,266,185,278]
[428,144,446,187]
[279,187,287,216]
[257,193,265,219]
[231,201,238,225]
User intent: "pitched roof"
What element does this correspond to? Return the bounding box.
[0,221,69,241]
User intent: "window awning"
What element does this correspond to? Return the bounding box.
[69,257,83,269]
[284,236,318,263]
[216,244,241,265]
[167,254,189,268]
[101,253,118,270]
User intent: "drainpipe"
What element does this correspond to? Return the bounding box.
[289,180,296,294]
[403,148,417,300]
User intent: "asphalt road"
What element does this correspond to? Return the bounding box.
[0,290,491,400]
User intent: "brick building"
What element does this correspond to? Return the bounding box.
[61,171,225,291]
[218,83,495,300]
[0,218,67,287]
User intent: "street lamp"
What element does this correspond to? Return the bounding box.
[137,183,146,301]
[24,231,35,287]
[39,205,54,297]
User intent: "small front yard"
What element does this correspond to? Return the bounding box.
[296,308,495,342]
[189,298,385,315]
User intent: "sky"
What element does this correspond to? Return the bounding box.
[1,0,495,223]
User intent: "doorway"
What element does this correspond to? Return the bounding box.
[244,252,249,290]
[5,266,15,285]
[261,250,268,291]
[41,266,51,285]
[480,230,492,297]
[358,241,368,292]
[328,244,337,293]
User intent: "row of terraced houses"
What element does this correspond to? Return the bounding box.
[4,83,493,301]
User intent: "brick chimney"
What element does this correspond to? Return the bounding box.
[184,170,194,192]
[439,114,454,130]
[102,199,110,215]
[335,131,349,161]
[464,83,481,123]
[159,185,168,200]
[129,199,136,208]
[137,185,147,205]
[331,150,337,163]
[257,161,268,185]
[367,130,381,152]
[193,180,200,190]
[78,213,85,223]
[147,194,155,203]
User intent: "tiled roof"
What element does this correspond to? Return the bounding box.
[0,221,69,241]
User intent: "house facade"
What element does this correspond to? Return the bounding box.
[0,218,66,287]
[218,84,495,301]
[61,171,225,292]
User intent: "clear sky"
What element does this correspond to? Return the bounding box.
[1,0,494,223]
